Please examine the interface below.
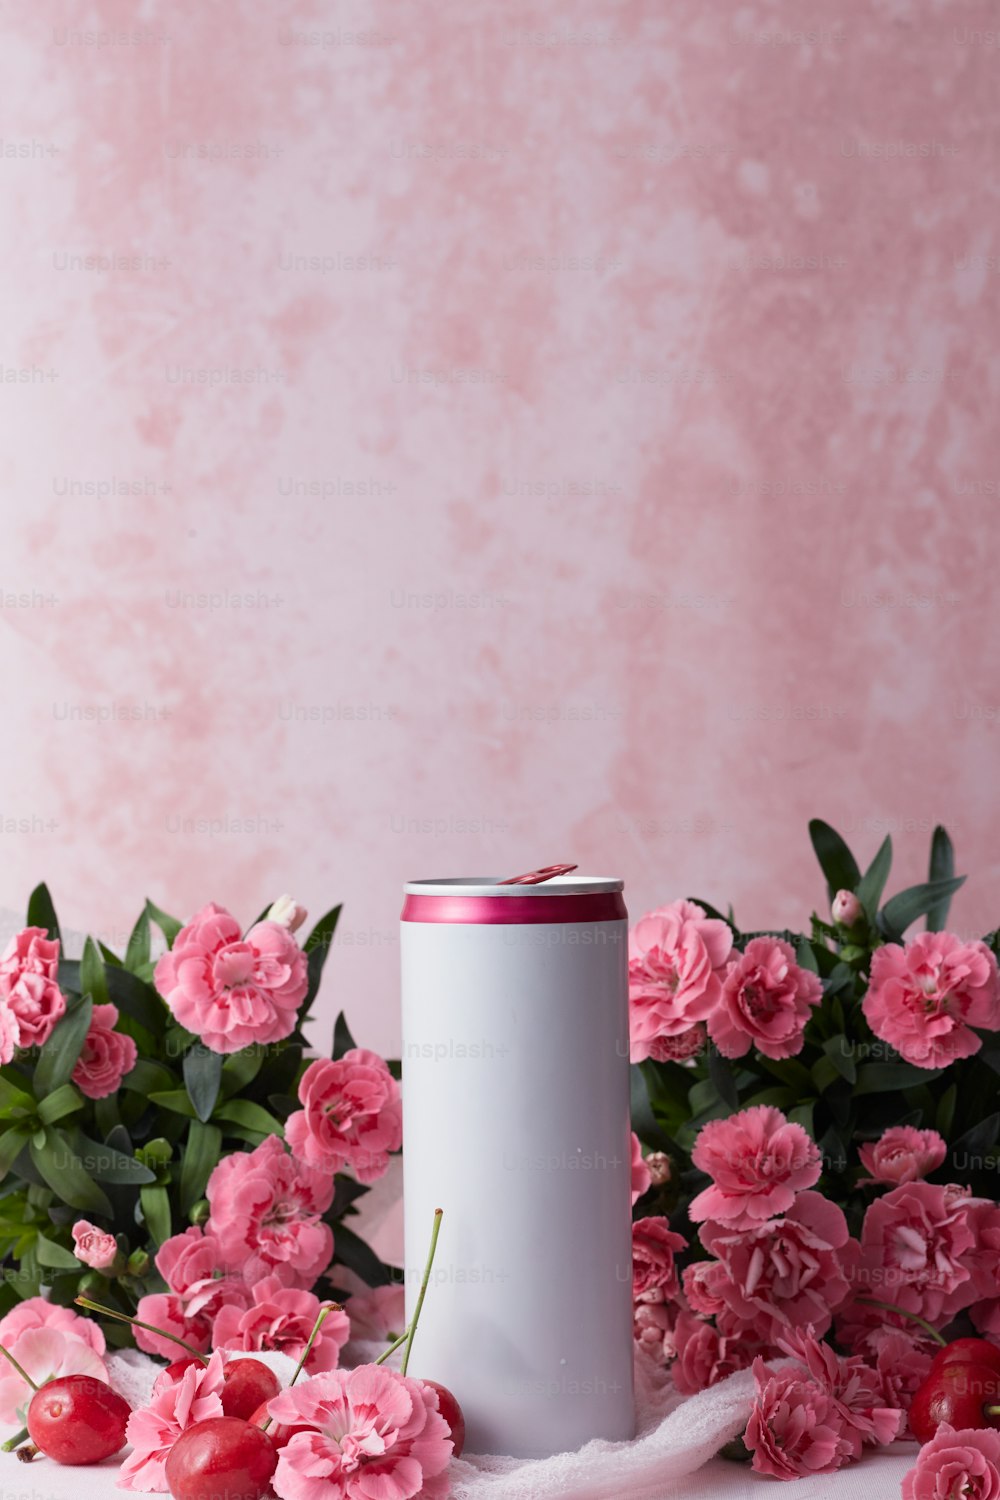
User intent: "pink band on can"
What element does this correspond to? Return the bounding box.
[400,891,627,925]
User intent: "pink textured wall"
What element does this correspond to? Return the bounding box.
[2,1,999,1055]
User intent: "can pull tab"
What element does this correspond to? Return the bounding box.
[498,864,579,885]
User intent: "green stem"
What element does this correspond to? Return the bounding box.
[0,1343,39,1391]
[373,1329,410,1368]
[857,1297,947,1346]
[988,1406,1000,1417]
[401,1208,443,1378]
[1,1425,30,1452]
[75,1297,209,1363]
[256,1301,343,1432]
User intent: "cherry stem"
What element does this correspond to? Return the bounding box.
[0,1342,39,1391]
[373,1329,410,1368]
[856,1297,947,1346]
[74,1297,210,1364]
[401,1207,443,1378]
[256,1301,343,1433]
[1,1426,29,1452]
[988,1406,1000,1417]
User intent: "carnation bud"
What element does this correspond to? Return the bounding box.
[189,1198,211,1227]
[645,1152,672,1187]
[127,1248,151,1278]
[832,889,862,927]
[266,894,308,932]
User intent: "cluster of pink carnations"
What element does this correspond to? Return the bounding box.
[628,899,1000,1069]
[630,1102,1000,1478]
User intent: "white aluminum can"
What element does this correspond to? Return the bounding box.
[400,875,634,1458]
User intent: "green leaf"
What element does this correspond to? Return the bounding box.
[36,1233,82,1270]
[810,1055,841,1093]
[180,1121,222,1214]
[788,1101,815,1136]
[796,938,819,974]
[74,1132,156,1185]
[29,1130,112,1215]
[880,877,967,941]
[0,1075,35,1115]
[220,1047,264,1099]
[630,1064,675,1153]
[148,1089,199,1119]
[926,827,957,931]
[936,1083,958,1138]
[0,1125,30,1179]
[80,936,109,1005]
[214,1099,285,1136]
[104,966,163,1038]
[300,905,343,1028]
[122,1059,176,1094]
[855,1061,946,1094]
[124,909,152,973]
[333,1221,395,1287]
[949,1112,1000,1164]
[26,883,61,943]
[140,1184,172,1246]
[34,996,93,1094]
[808,820,861,900]
[823,1035,857,1084]
[38,1084,85,1126]
[707,1048,739,1111]
[856,836,893,920]
[332,1011,358,1061]
[145,900,183,947]
[184,1045,223,1123]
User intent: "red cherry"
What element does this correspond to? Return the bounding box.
[163,1357,204,1383]
[910,1361,1000,1444]
[26,1375,131,1465]
[165,1416,277,1500]
[248,1398,313,1450]
[930,1339,1000,1378]
[423,1379,466,1458]
[220,1359,281,1421]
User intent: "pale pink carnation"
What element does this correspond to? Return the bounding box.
[269,1364,453,1500]
[647,1024,707,1062]
[863,931,1000,1069]
[859,1125,947,1186]
[745,1364,857,1479]
[709,937,822,1060]
[634,1299,677,1364]
[71,1002,138,1099]
[861,1328,934,1435]
[632,1217,687,1302]
[267,894,308,932]
[207,1133,334,1288]
[153,903,308,1054]
[698,1192,853,1342]
[0,1000,19,1064]
[672,1310,761,1395]
[0,1297,106,1355]
[0,925,65,1049]
[133,1226,252,1359]
[967,1201,1000,1337]
[72,1219,119,1270]
[832,890,863,927]
[212,1275,349,1373]
[690,1105,821,1229]
[682,1259,730,1319]
[118,1350,226,1492]
[0,1327,109,1428]
[902,1425,1000,1500]
[851,1181,976,1325]
[285,1049,402,1184]
[628,901,732,1063]
[631,1132,652,1205]
[776,1328,903,1449]
[344,1281,407,1344]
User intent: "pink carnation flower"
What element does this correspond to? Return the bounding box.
[632,1216,687,1302]
[859,1125,947,1186]
[343,1281,407,1344]
[133,1226,253,1359]
[861,1328,934,1436]
[646,1024,707,1062]
[863,931,1000,1069]
[285,1049,402,1184]
[269,1364,453,1500]
[634,1299,677,1364]
[207,1134,334,1288]
[699,1192,853,1342]
[902,1424,1000,1500]
[709,937,822,1060]
[689,1105,821,1229]
[118,1350,227,1492]
[631,1132,652,1205]
[672,1311,761,1395]
[0,1327,109,1428]
[0,1297,106,1355]
[154,903,308,1055]
[628,901,733,1063]
[72,1219,119,1270]
[0,1000,19,1064]
[0,925,65,1049]
[212,1275,349,1373]
[71,1002,138,1099]
[851,1181,976,1325]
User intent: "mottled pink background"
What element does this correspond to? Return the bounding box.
[2,0,999,1057]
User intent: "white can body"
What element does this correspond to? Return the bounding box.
[400,877,634,1459]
